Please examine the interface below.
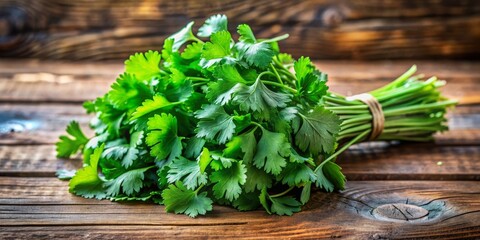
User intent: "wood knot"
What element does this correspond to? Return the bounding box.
[0,112,40,134]
[321,7,343,28]
[372,203,429,222]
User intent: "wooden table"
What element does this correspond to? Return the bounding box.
[1,60,479,239]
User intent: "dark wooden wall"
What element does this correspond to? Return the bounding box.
[0,0,479,60]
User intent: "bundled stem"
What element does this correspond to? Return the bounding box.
[324,65,457,152]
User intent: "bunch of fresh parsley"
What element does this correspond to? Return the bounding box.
[57,14,455,217]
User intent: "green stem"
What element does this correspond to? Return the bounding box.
[270,63,284,85]
[186,76,209,82]
[269,186,295,198]
[263,81,297,94]
[315,130,370,172]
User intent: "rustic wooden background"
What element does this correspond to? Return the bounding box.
[1,60,479,238]
[1,0,480,238]
[0,0,480,60]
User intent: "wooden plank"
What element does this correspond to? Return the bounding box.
[1,60,479,104]
[0,178,479,238]
[1,0,479,60]
[0,102,475,147]
[0,145,81,177]
[342,144,480,180]
[0,104,92,145]
[1,144,479,180]
[1,104,477,145]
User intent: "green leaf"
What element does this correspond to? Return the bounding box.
[293,106,340,155]
[253,129,290,175]
[236,24,275,68]
[56,121,89,158]
[270,196,301,216]
[184,137,206,158]
[163,69,193,102]
[169,21,197,51]
[195,104,236,144]
[210,152,235,170]
[69,145,106,199]
[198,148,211,174]
[324,161,346,190]
[125,50,162,80]
[294,57,328,105]
[314,161,345,192]
[108,73,153,111]
[259,187,271,214]
[201,30,232,60]
[130,95,179,121]
[279,162,315,186]
[300,182,312,205]
[167,156,207,190]
[223,130,257,163]
[234,79,291,119]
[105,166,153,196]
[146,113,183,161]
[233,192,261,211]
[205,65,247,105]
[162,182,213,218]
[198,14,228,38]
[293,56,313,80]
[244,164,272,193]
[181,42,204,60]
[236,42,275,68]
[102,131,144,168]
[237,24,256,43]
[210,161,247,201]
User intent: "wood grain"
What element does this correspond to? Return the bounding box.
[1,144,479,181]
[0,60,479,104]
[0,103,478,145]
[0,178,479,239]
[1,0,479,60]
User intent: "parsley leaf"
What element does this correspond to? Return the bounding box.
[270,196,302,216]
[194,104,237,144]
[181,42,204,60]
[315,161,346,192]
[253,129,290,175]
[205,64,247,105]
[223,130,257,163]
[102,131,144,168]
[294,57,328,105]
[234,78,291,119]
[233,192,261,211]
[279,162,316,186]
[130,95,179,121]
[167,156,207,190]
[56,121,89,158]
[68,144,106,199]
[210,161,247,201]
[198,14,228,38]
[244,164,272,193]
[236,24,275,68]
[105,166,154,196]
[108,73,153,111]
[293,106,340,155]
[146,113,183,161]
[169,21,197,51]
[162,182,213,218]
[125,50,162,81]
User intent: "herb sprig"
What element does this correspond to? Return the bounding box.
[56,14,455,217]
